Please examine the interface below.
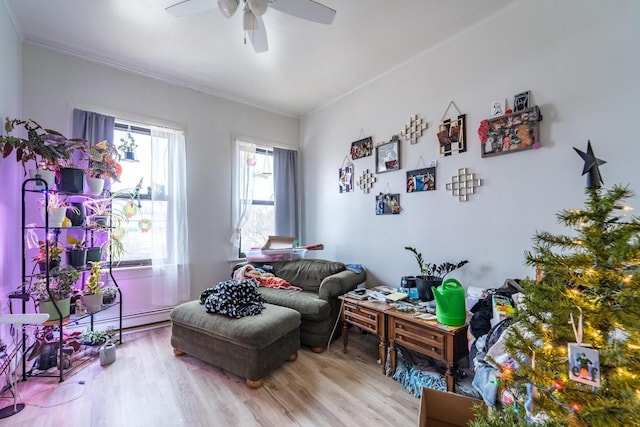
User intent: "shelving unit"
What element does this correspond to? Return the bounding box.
[13,177,123,382]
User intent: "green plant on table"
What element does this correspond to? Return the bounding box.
[404,246,469,279]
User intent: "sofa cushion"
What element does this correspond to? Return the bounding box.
[258,288,331,321]
[270,259,346,293]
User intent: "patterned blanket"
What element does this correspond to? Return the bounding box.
[200,279,266,318]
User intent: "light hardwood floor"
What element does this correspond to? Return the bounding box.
[4,324,419,427]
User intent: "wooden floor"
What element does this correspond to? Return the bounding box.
[3,324,419,427]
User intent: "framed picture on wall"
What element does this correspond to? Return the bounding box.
[375,192,402,215]
[350,137,373,160]
[406,167,436,192]
[480,106,542,158]
[339,165,353,193]
[375,139,401,173]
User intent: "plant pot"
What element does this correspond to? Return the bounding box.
[66,202,86,226]
[415,276,442,302]
[81,293,103,313]
[67,249,87,267]
[41,206,68,228]
[102,288,117,305]
[85,176,105,195]
[39,298,71,321]
[86,247,103,264]
[58,167,85,193]
[90,215,109,227]
[29,169,56,189]
[38,259,60,273]
[123,151,136,161]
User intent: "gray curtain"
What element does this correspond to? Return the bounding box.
[273,148,298,238]
[72,108,115,149]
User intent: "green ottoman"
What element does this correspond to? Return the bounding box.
[170,301,301,388]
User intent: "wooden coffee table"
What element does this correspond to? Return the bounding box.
[339,296,391,375]
[339,295,469,392]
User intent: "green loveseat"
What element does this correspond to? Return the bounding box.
[244,259,366,352]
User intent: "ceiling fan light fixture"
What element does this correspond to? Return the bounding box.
[243,9,257,31]
[217,0,239,18]
[247,0,268,17]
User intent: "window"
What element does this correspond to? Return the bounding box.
[232,140,298,259]
[110,122,167,265]
[239,148,274,256]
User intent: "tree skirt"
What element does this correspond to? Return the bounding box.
[386,345,446,398]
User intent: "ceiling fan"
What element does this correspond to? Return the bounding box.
[165,0,336,53]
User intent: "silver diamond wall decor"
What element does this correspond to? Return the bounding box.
[400,114,427,144]
[357,169,377,193]
[445,167,483,202]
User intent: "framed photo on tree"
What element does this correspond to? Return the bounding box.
[375,138,401,174]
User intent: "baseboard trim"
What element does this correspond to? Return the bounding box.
[72,307,174,332]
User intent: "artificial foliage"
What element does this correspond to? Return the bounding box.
[473,184,640,426]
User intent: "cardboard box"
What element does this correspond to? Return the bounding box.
[419,388,484,427]
[262,235,296,249]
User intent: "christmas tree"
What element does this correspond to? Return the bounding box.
[472,144,640,426]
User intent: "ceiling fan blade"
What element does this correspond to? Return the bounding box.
[165,0,216,17]
[268,0,336,25]
[246,15,268,53]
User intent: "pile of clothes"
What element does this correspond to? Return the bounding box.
[468,280,523,406]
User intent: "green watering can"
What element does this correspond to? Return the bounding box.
[432,278,466,326]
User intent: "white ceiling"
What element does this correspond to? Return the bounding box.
[6,0,515,117]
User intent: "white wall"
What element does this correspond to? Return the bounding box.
[300,0,640,289]
[17,44,298,325]
[0,1,23,327]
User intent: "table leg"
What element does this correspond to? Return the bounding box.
[342,321,349,353]
[378,338,386,375]
[445,364,457,392]
[388,340,396,376]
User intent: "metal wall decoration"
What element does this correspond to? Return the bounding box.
[375,135,401,173]
[400,114,427,144]
[445,168,483,202]
[375,192,402,215]
[479,106,542,158]
[350,136,373,160]
[356,169,377,193]
[438,101,467,156]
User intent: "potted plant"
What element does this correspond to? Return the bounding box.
[82,260,105,313]
[117,132,138,161]
[80,326,115,346]
[85,140,122,195]
[0,118,76,189]
[102,285,119,305]
[66,235,88,267]
[38,192,76,228]
[33,239,63,273]
[30,266,79,321]
[404,246,469,301]
[57,137,89,194]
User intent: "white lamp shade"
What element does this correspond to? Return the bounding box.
[217,0,238,18]
[248,0,267,17]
